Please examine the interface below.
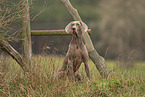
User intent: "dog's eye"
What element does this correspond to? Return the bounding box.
[76,23,79,26]
[72,24,75,26]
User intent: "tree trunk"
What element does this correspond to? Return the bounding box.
[20,0,32,67]
[60,0,109,78]
[0,40,28,72]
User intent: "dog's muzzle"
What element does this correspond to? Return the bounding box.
[72,28,78,37]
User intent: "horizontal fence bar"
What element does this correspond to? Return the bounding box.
[31,29,92,36]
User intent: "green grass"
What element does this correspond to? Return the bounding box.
[0,55,145,97]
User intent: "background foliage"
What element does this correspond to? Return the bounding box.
[1,0,145,61]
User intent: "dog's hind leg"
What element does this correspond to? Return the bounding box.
[75,72,82,81]
[68,60,76,81]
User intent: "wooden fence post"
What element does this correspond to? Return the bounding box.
[20,0,32,68]
[60,0,109,78]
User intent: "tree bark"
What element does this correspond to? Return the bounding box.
[31,29,92,36]
[0,40,28,72]
[20,0,32,66]
[60,0,109,78]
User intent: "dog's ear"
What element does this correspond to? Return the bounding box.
[80,21,88,33]
[65,22,72,33]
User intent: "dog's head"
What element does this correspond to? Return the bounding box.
[65,21,88,37]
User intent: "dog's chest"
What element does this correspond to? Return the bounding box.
[69,45,82,58]
[72,44,81,51]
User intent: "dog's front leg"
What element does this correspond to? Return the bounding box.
[84,62,91,80]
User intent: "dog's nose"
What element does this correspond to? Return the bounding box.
[72,27,75,30]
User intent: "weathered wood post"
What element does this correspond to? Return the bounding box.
[61,0,109,78]
[20,0,32,68]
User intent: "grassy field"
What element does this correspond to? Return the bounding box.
[0,55,145,97]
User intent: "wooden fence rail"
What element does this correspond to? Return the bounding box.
[31,29,92,36]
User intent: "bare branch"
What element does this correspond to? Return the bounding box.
[31,3,48,21]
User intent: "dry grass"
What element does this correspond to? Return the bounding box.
[0,55,145,97]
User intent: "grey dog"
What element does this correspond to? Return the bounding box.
[55,21,91,81]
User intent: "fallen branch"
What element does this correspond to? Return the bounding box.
[0,40,29,72]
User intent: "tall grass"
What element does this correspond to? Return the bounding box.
[0,55,145,97]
